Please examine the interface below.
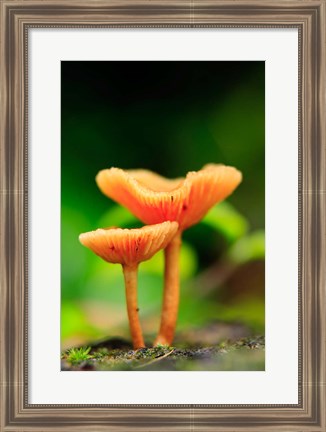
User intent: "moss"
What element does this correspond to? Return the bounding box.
[62,346,92,365]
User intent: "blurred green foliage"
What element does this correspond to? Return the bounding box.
[61,61,265,348]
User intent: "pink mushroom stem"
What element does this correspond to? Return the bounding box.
[154,231,182,346]
[123,264,145,349]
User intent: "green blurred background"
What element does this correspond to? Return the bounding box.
[61,61,265,349]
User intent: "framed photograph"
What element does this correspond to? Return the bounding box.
[60,59,265,373]
[1,0,325,430]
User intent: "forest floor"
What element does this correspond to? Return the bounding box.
[61,322,265,371]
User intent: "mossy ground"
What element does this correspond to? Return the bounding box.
[61,323,264,371]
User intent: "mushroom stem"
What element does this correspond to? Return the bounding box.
[154,231,182,346]
[122,264,145,349]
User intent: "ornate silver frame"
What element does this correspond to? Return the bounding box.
[1,1,325,430]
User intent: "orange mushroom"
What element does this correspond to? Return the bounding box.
[96,164,242,346]
[79,221,178,349]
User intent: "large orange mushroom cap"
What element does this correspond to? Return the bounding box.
[96,164,242,231]
[79,221,179,267]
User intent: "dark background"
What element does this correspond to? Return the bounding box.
[61,61,265,349]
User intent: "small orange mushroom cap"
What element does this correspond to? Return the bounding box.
[96,164,242,231]
[79,221,179,267]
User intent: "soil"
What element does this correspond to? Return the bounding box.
[61,323,265,371]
